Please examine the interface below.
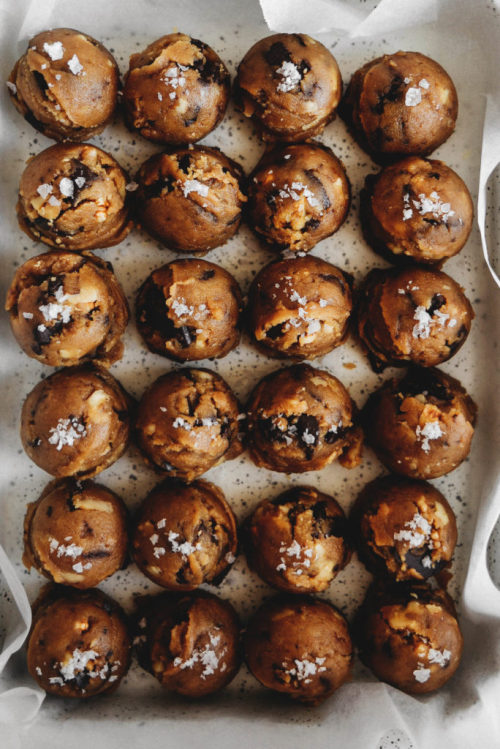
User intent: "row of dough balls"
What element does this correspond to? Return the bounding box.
[9,29,458,160]
[14,140,473,263]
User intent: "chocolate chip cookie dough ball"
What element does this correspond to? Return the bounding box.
[27,586,131,698]
[21,364,131,479]
[341,51,458,162]
[247,256,352,360]
[23,478,128,588]
[123,33,230,145]
[136,259,242,362]
[134,147,246,253]
[135,368,243,482]
[363,368,477,479]
[248,143,350,253]
[134,591,240,697]
[132,479,237,590]
[244,486,350,593]
[355,582,463,694]
[235,33,342,142]
[17,143,132,251]
[351,476,457,581]
[244,597,352,704]
[357,266,473,371]
[6,251,129,368]
[8,28,119,142]
[361,157,473,264]
[246,364,363,473]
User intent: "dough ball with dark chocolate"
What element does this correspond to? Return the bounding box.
[21,364,131,479]
[135,368,243,482]
[361,157,473,264]
[235,33,342,142]
[357,266,473,370]
[341,51,458,162]
[136,259,242,362]
[244,597,352,705]
[23,478,128,589]
[248,143,349,253]
[247,255,352,360]
[355,582,463,694]
[6,251,129,368]
[363,367,477,479]
[134,146,246,253]
[123,33,230,145]
[134,591,240,697]
[8,28,119,142]
[17,143,132,251]
[27,586,131,698]
[246,364,362,473]
[244,486,350,593]
[351,475,457,581]
[132,479,237,590]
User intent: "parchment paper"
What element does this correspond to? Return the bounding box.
[1,1,499,747]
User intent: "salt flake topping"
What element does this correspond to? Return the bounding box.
[173,632,225,679]
[48,417,87,451]
[276,61,302,93]
[394,513,433,549]
[37,183,53,199]
[415,421,444,453]
[182,179,209,198]
[412,305,456,340]
[6,81,17,94]
[67,54,84,75]
[279,182,320,209]
[282,656,327,684]
[43,41,64,61]
[39,284,72,325]
[167,530,200,558]
[413,665,431,683]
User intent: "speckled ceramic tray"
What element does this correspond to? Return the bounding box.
[1,1,500,748]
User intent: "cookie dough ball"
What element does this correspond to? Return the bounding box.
[136,259,242,362]
[355,582,463,693]
[247,256,352,360]
[246,364,362,473]
[235,33,342,142]
[23,478,128,588]
[17,143,132,252]
[361,158,473,264]
[244,486,350,593]
[123,33,230,145]
[27,586,130,698]
[363,367,477,479]
[8,28,119,142]
[351,476,457,581]
[248,143,349,253]
[21,364,131,479]
[357,266,473,371]
[134,592,240,697]
[132,479,237,590]
[341,51,458,162]
[134,147,246,253]
[6,251,129,368]
[244,597,352,704]
[135,368,243,482]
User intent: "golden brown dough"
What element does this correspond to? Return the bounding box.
[362,367,477,479]
[134,591,240,698]
[361,157,473,264]
[136,259,242,362]
[132,479,237,590]
[355,582,463,694]
[341,51,458,162]
[23,478,128,588]
[17,143,132,251]
[357,265,473,370]
[135,368,243,482]
[246,364,362,473]
[244,486,351,593]
[247,255,352,360]
[235,33,342,142]
[244,596,352,704]
[8,28,119,142]
[123,33,230,145]
[21,364,131,479]
[6,251,129,367]
[27,586,131,698]
[351,475,457,581]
